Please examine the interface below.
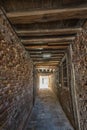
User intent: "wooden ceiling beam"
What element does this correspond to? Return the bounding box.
[34,62,59,66]
[22,42,70,46]
[29,50,65,52]
[32,58,61,61]
[7,7,87,24]
[36,64,58,66]
[48,42,70,45]
[32,57,61,60]
[35,64,58,66]
[22,37,74,45]
[36,66,57,69]
[27,50,66,54]
[17,28,82,36]
[30,53,64,56]
[34,61,59,64]
[29,52,64,56]
[35,63,59,66]
[30,55,63,58]
[25,45,67,49]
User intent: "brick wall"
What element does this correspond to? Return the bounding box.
[0,9,34,130]
[72,22,87,130]
[52,22,87,130]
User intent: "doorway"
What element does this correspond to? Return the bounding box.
[39,76,49,89]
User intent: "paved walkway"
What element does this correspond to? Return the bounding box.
[24,89,74,130]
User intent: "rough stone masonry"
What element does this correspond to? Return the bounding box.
[50,22,87,130]
[72,22,87,130]
[0,9,34,130]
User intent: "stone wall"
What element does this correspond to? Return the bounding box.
[72,22,87,130]
[0,9,34,130]
[33,68,39,104]
[52,22,87,130]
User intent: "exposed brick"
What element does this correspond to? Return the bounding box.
[72,25,87,130]
[0,9,34,130]
[51,27,87,129]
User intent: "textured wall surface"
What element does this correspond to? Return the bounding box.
[51,53,75,128]
[51,23,87,130]
[72,23,87,130]
[0,9,33,130]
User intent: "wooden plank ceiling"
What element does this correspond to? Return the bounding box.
[0,0,87,72]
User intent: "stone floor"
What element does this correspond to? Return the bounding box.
[24,88,74,130]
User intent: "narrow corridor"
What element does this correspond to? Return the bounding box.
[24,89,74,130]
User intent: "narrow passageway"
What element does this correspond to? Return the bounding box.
[24,88,74,130]
[0,1,87,130]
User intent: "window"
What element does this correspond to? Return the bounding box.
[59,66,62,85]
[63,59,68,87]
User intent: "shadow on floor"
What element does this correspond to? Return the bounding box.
[24,88,74,130]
